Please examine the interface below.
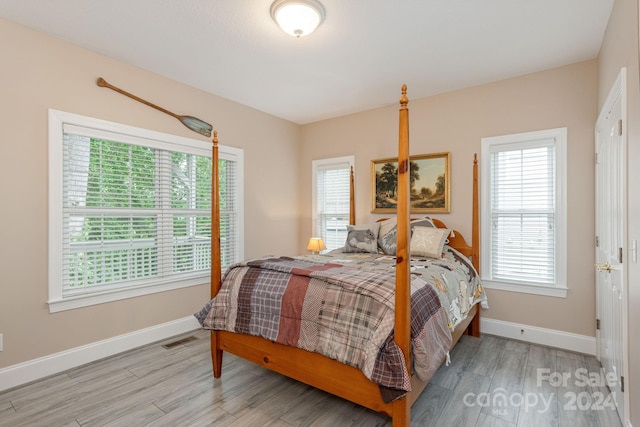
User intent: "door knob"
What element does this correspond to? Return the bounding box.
[595,263,612,272]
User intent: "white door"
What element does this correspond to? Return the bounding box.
[595,68,626,424]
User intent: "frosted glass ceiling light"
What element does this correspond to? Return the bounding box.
[270,0,326,38]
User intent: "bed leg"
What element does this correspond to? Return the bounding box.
[467,308,481,337]
[211,331,223,378]
[391,396,410,427]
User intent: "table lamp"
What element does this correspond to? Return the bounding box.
[307,237,326,254]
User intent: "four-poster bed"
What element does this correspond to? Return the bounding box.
[197,85,483,426]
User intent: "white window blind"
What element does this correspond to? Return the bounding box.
[61,133,215,292]
[218,157,240,269]
[490,143,555,283]
[312,156,354,251]
[481,128,567,297]
[49,110,243,312]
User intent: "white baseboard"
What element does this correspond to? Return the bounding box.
[0,316,599,393]
[481,317,596,355]
[0,316,202,393]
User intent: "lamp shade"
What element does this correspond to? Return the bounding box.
[307,237,326,253]
[270,0,326,37]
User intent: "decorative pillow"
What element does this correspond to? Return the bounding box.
[410,226,451,258]
[378,217,397,237]
[410,216,436,230]
[377,217,436,255]
[377,218,397,255]
[344,223,380,253]
[378,226,398,255]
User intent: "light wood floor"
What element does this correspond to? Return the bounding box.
[0,330,623,427]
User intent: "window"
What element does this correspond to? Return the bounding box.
[312,156,354,251]
[481,128,567,297]
[48,110,243,312]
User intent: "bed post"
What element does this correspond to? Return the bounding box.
[471,153,479,273]
[210,130,223,377]
[349,165,355,225]
[392,84,411,427]
[467,153,481,337]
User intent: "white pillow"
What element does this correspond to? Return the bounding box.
[410,216,436,229]
[378,217,397,236]
[410,226,451,258]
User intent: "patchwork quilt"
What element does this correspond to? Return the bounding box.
[195,246,486,401]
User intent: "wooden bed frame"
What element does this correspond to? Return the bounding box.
[208,85,480,426]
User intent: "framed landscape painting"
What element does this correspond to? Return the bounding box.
[371,152,450,214]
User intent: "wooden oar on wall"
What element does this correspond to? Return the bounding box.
[97,77,213,138]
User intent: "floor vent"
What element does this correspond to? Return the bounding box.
[162,335,198,349]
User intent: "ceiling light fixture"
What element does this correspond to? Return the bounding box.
[270,0,326,38]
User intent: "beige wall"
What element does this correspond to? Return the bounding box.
[299,60,599,338]
[598,0,640,424]
[0,17,300,368]
[3,5,635,415]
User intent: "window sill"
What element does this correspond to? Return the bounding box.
[481,279,568,298]
[48,277,208,313]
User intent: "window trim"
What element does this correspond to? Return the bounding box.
[48,109,243,312]
[311,156,355,250]
[480,128,567,298]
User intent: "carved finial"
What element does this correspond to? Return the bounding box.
[213,130,218,146]
[473,153,478,165]
[400,84,408,109]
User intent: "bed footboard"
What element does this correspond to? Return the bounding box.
[209,301,482,422]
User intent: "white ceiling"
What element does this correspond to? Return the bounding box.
[0,0,614,124]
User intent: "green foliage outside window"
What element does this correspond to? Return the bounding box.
[67,138,217,288]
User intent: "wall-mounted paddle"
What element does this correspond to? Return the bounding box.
[96,77,212,138]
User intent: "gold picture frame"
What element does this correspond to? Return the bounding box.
[371,152,450,214]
